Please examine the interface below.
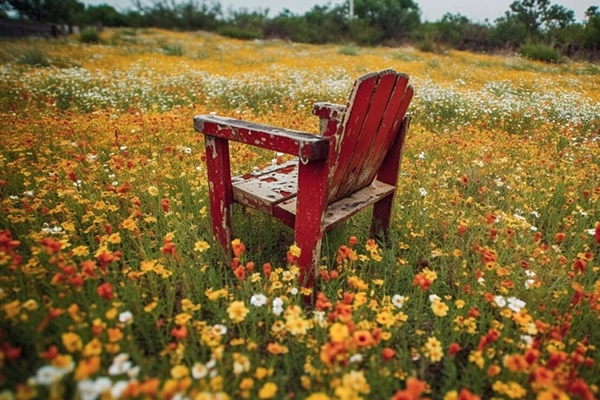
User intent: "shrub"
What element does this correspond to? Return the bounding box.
[17,48,49,67]
[519,43,561,63]
[338,45,359,56]
[162,43,185,56]
[218,25,263,40]
[79,29,100,44]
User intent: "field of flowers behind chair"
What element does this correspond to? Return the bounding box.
[1,28,600,399]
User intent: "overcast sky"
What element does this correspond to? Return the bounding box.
[84,0,593,23]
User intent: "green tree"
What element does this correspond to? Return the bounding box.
[507,0,574,38]
[74,4,127,27]
[2,0,84,23]
[351,0,421,42]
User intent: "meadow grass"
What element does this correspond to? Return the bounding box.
[0,28,599,399]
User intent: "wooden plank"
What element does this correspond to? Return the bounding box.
[204,135,234,256]
[232,162,298,215]
[363,84,414,186]
[332,70,398,201]
[194,116,330,160]
[294,158,330,290]
[276,180,396,233]
[354,74,409,190]
[326,71,379,204]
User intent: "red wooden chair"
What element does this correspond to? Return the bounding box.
[194,69,414,288]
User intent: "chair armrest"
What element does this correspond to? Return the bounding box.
[194,115,331,161]
[311,103,346,136]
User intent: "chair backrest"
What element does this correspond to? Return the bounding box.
[327,69,414,204]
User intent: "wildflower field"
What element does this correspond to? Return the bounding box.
[1,28,600,400]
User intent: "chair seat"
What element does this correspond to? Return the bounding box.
[233,160,395,231]
[232,160,298,215]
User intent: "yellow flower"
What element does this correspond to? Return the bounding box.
[306,393,331,400]
[122,218,138,231]
[329,323,349,343]
[455,299,465,309]
[239,378,254,390]
[62,332,83,353]
[227,301,249,323]
[148,186,159,196]
[422,336,443,362]
[194,240,211,252]
[255,367,269,380]
[289,244,301,258]
[431,300,449,317]
[144,300,158,312]
[469,350,485,369]
[376,310,395,328]
[107,233,121,244]
[171,365,190,379]
[492,380,526,399]
[83,338,102,357]
[175,312,192,326]
[258,382,278,399]
[205,288,228,300]
[182,298,201,312]
[71,245,90,256]
[105,307,118,320]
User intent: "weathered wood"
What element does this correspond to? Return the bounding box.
[326,71,379,203]
[196,69,414,291]
[194,116,331,160]
[277,180,396,232]
[232,161,298,215]
[371,116,411,236]
[333,71,398,201]
[312,102,346,136]
[204,136,234,255]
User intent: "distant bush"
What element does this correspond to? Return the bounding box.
[162,43,185,56]
[79,29,100,44]
[17,49,49,67]
[519,43,561,63]
[338,45,359,56]
[218,25,263,40]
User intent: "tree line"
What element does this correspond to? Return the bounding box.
[1,0,599,61]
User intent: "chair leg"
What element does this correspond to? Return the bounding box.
[370,116,410,239]
[371,195,393,237]
[295,158,329,290]
[204,136,233,256]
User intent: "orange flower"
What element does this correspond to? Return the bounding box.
[391,377,427,400]
[503,354,528,372]
[555,232,566,243]
[171,325,188,339]
[530,366,554,387]
[74,356,101,380]
[352,330,374,348]
[232,239,246,257]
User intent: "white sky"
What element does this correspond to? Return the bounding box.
[85,0,593,23]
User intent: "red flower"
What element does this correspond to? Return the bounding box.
[449,342,461,356]
[39,237,62,254]
[161,198,170,213]
[262,262,272,277]
[97,282,114,300]
[382,347,396,361]
[595,223,600,244]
